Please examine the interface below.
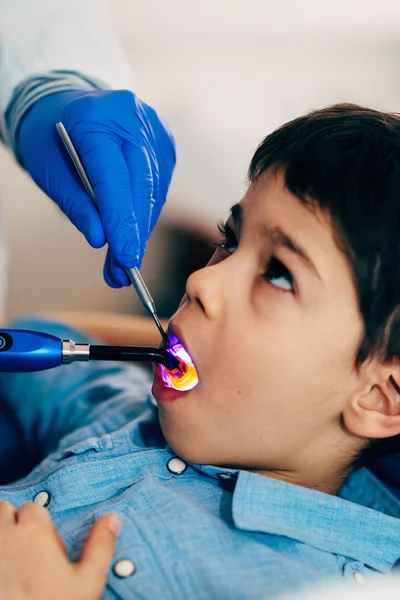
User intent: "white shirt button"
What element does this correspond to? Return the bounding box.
[113,559,136,579]
[218,473,235,480]
[167,457,187,474]
[33,491,51,507]
[353,571,365,586]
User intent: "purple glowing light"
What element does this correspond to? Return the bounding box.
[160,334,199,391]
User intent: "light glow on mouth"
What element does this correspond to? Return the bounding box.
[161,334,199,391]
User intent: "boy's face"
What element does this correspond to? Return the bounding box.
[152,170,366,486]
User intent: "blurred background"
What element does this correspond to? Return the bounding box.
[1,0,400,319]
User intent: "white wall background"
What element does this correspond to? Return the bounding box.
[0,0,399,318]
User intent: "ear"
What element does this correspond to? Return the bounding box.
[343,361,400,439]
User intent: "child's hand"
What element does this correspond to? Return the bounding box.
[0,501,120,600]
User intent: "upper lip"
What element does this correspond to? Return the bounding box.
[167,322,196,366]
[167,321,187,350]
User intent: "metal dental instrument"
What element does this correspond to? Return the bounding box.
[56,122,169,347]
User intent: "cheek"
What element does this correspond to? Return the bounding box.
[191,291,361,417]
[198,322,290,406]
[204,315,355,417]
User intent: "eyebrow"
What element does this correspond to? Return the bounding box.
[228,203,321,279]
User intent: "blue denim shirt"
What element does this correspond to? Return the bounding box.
[0,317,399,599]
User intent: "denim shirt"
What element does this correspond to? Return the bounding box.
[0,317,399,600]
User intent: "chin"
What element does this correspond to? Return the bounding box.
[159,415,212,465]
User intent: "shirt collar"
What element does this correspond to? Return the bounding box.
[230,467,400,572]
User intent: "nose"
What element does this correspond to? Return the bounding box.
[185,253,239,319]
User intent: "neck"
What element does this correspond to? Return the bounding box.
[253,467,346,495]
[251,426,364,495]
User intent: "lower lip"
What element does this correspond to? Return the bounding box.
[152,365,194,403]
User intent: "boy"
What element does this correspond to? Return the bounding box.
[0,103,400,599]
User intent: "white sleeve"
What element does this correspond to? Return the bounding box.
[0,0,134,150]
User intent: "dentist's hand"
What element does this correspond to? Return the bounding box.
[17,89,176,287]
[0,501,120,600]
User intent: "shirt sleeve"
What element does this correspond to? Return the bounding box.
[0,317,154,463]
[0,0,134,150]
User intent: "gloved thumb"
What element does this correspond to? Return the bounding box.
[76,514,121,594]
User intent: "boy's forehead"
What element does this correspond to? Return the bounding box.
[240,171,327,238]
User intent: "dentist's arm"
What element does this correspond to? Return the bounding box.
[0,0,176,286]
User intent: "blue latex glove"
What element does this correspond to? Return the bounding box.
[17,89,176,287]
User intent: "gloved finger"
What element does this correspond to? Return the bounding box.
[148,115,176,233]
[60,185,106,249]
[38,141,106,249]
[103,249,130,288]
[75,133,140,269]
[123,143,155,267]
[149,190,165,235]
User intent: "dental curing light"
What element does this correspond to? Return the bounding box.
[0,330,182,373]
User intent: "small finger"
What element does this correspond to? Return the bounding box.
[17,502,52,526]
[77,514,121,596]
[17,503,67,556]
[0,501,17,525]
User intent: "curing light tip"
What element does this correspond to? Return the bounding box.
[161,336,199,392]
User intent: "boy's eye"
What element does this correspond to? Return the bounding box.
[216,221,238,254]
[215,221,294,292]
[264,257,294,292]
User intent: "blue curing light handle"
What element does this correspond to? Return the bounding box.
[0,330,62,372]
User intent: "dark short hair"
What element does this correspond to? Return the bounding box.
[248,104,400,462]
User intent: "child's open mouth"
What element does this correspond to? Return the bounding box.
[158,326,199,392]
